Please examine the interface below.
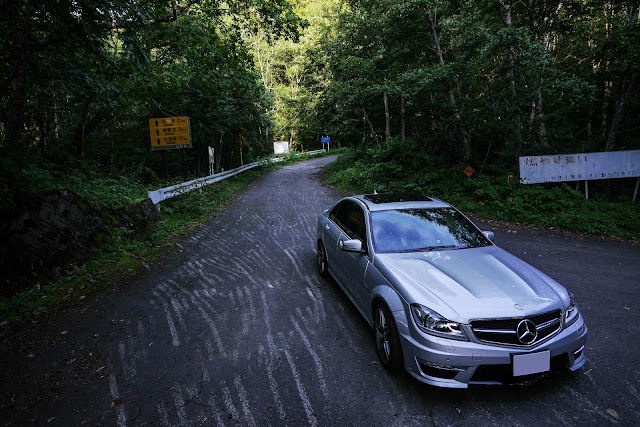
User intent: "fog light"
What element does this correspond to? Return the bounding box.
[417,359,464,380]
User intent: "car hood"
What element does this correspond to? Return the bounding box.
[375,246,569,323]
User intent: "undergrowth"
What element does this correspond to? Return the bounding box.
[324,140,640,238]
[0,165,270,325]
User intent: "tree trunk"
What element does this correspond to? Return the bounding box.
[601,80,612,140]
[534,89,548,151]
[605,71,639,151]
[215,133,224,173]
[6,0,34,147]
[499,1,523,158]
[36,89,47,159]
[71,84,122,157]
[529,1,562,152]
[228,144,234,171]
[362,105,382,149]
[71,96,95,157]
[605,6,639,151]
[400,95,406,143]
[428,9,471,159]
[384,92,390,143]
[600,6,614,141]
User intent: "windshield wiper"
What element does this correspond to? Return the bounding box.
[458,243,490,249]
[402,245,457,253]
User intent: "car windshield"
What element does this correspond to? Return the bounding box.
[371,208,491,253]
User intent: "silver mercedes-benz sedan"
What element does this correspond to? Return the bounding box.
[316,193,587,388]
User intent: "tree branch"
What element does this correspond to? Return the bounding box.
[99,0,204,29]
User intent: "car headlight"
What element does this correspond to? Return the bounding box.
[411,304,468,341]
[563,296,580,327]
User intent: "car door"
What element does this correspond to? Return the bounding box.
[333,200,371,313]
[324,200,351,282]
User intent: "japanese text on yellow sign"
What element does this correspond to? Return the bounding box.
[149,116,192,150]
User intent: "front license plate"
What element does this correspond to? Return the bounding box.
[512,350,550,377]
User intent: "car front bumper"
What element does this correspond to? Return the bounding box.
[393,311,588,388]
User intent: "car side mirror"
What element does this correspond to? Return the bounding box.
[483,231,495,242]
[341,239,365,253]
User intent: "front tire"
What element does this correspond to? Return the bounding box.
[317,241,329,277]
[374,303,404,372]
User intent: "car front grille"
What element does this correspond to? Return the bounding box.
[470,310,562,346]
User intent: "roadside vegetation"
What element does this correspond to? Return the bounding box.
[324,141,640,238]
[0,150,338,325]
[0,165,263,325]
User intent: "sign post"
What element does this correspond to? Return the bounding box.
[464,166,475,178]
[149,116,192,150]
[208,146,215,176]
[519,150,640,200]
[321,136,330,152]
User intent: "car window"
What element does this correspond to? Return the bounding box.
[330,200,368,249]
[371,208,490,253]
[329,200,353,231]
[346,206,367,243]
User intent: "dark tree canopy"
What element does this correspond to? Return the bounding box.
[1,0,639,202]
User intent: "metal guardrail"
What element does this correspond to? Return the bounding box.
[148,149,326,204]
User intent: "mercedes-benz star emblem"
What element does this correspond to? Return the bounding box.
[516,319,538,344]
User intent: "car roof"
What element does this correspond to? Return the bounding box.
[350,193,452,212]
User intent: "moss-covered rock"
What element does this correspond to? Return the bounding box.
[0,190,158,298]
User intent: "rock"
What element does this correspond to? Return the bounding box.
[0,190,159,297]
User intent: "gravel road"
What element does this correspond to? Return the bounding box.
[1,155,639,426]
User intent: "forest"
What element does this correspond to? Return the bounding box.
[1,0,639,213]
[1,0,639,312]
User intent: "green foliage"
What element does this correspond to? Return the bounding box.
[308,0,640,159]
[325,148,640,239]
[1,0,306,200]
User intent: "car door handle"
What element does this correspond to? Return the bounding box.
[325,224,330,230]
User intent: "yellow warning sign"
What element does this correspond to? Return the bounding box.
[149,117,192,150]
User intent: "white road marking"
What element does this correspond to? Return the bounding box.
[282,344,318,427]
[108,373,127,426]
[162,303,180,347]
[234,376,257,427]
[207,395,226,427]
[156,403,170,426]
[171,298,187,331]
[193,303,226,358]
[258,345,285,420]
[283,248,306,281]
[261,291,277,355]
[292,318,329,398]
[173,384,188,425]
[221,382,241,422]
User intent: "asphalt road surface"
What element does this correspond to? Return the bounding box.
[2,156,639,426]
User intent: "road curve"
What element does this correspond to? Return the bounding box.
[1,155,639,425]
